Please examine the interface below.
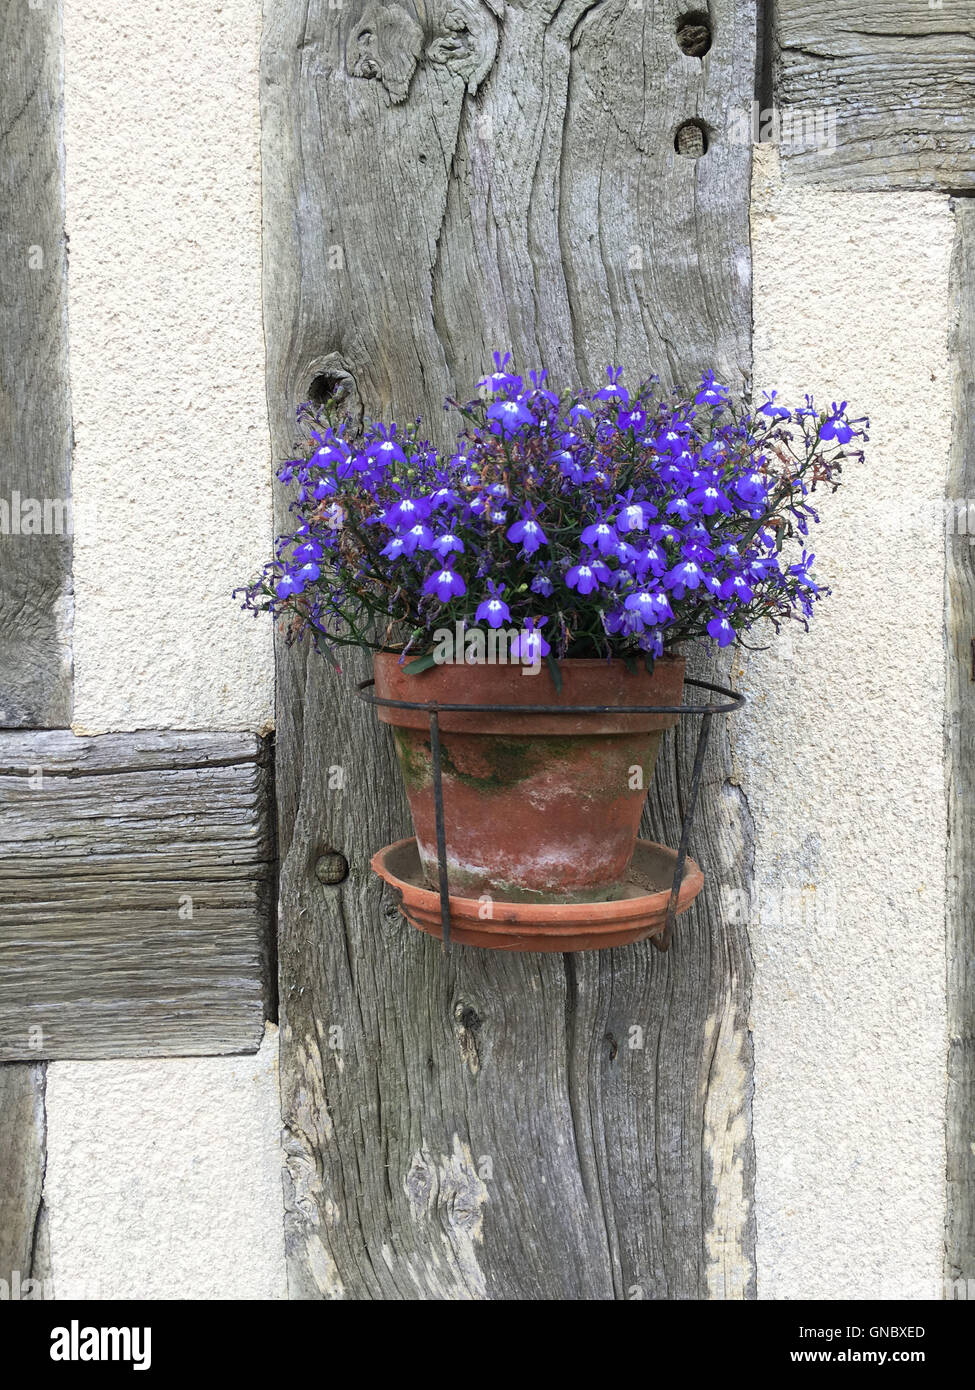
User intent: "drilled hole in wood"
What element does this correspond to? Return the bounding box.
[676,11,712,58]
[306,371,351,408]
[675,120,709,158]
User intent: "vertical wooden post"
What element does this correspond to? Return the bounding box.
[0,0,72,728]
[947,201,975,1291]
[264,0,757,1298]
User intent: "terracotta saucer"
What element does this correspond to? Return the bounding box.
[371,837,704,952]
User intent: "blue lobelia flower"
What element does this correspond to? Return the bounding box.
[718,571,754,603]
[486,398,534,435]
[820,405,854,444]
[707,614,736,647]
[276,571,304,599]
[293,538,323,564]
[506,505,547,553]
[688,473,733,517]
[663,557,705,598]
[512,617,550,661]
[423,566,467,603]
[432,531,465,558]
[566,559,610,595]
[594,365,629,407]
[580,516,619,556]
[479,350,523,396]
[367,424,407,467]
[757,391,791,422]
[475,580,511,629]
[695,370,730,409]
[624,588,674,624]
[385,493,430,528]
[400,523,435,556]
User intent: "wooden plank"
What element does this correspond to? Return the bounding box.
[264,0,756,1298]
[0,1064,48,1296]
[0,732,275,1060]
[773,1,975,190]
[947,199,975,1290]
[0,0,73,726]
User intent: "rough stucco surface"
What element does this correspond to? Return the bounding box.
[738,146,950,1300]
[63,0,273,734]
[43,1025,287,1300]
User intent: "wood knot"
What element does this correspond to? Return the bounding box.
[314,851,349,885]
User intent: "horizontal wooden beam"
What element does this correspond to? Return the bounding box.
[774,1,975,190]
[0,731,275,1060]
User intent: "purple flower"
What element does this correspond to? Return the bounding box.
[688,475,733,516]
[275,571,304,599]
[423,567,467,603]
[385,494,429,528]
[718,572,754,603]
[663,558,705,597]
[758,391,791,422]
[433,531,464,558]
[487,398,534,435]
[479,350,523,396]
[367,424,407,467]
[511,617,550,662]
[735,470,769,505]
[399,524,435,556]
[820,405,854,444]
[580,518,619,556]
[566,560,610,595]
[695,371,730,409]
[475,580,511,629]
[506,506,547,553]
[624,588,674,624]
[707,614,736,647]
[594,365,629,407]
[615,496,656,533]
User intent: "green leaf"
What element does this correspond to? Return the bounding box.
[403,652,438,675]
[546,651,563,693]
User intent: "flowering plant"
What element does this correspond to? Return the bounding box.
[236,355,867,671]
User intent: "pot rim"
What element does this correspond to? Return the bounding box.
[371,649,687,735]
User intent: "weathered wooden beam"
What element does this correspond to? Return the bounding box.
[265,0,756,1299]
[0,1063,48,1296]
[772,1,975,191]
[947,199,975,1290]
[0,731,275,1060]
[0,0,73,726]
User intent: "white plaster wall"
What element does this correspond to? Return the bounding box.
[739,146,950,1300]
[63,0,273,734]
[46,0,286,1304]
[44,1026,287,1300]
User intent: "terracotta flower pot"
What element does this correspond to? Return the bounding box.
[373,651,686,904]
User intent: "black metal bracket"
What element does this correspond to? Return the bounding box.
[357,674,744,953]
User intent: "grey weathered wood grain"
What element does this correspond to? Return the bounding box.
[773,1,975,190]
[947,200,975,1291]
[0,0,73,726]
[264,0,756,1298]
[0,731,275,1060]
[0,1063,47,1294]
